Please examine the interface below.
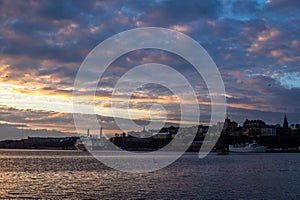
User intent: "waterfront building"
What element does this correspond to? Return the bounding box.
[221,117,238,135]
[291,124,300,135]
[160,125,179,135]
[277,114,292,135]
[224,117,238,130]
[197,125,209,136]
[243,119,266,129]
[261,127,277,137]
[152,132,172,139]
[242,119,266,137]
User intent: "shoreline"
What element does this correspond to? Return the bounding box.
[0,147,300,153]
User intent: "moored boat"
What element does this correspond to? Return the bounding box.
[75,128,106,151]
[229,141,266,153]
[75,138,87,151]
[217,148,229,155]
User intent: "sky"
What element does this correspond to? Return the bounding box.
[0,0,300,139]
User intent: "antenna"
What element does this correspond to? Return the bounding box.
[21,126,24,139]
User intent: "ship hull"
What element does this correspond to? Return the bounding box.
[229,146,265,153]
[75,137,106,151]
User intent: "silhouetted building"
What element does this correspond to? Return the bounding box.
[261,126,277,137]
[283,114,289,129]
[277,114,292,135]
[224,117,238,130]
[242,119,266,137]
[221,117,238,135]
[243,119,266,128]
[0,137,78,149]
[197,125,209,136]
[291,124,300,130]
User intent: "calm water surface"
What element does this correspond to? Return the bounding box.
[0,149,299,199]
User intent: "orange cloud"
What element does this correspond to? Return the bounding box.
[248,28,281,53]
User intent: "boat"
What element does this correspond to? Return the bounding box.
[75,138,87,151]
[75,128,106,151]
[229,141,266,153]
[75,135,107,151]
[217,148,229,155]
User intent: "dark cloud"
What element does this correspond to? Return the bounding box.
[0,123,68,140]
[36,0,91,20]
[128,0,222,26]
[0,105,73,126]
[231,0,260,16]
[0,0,299,134]
[266,0,300,10]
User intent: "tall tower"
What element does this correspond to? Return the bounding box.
[100,127,103,138]
[283,114,289,129]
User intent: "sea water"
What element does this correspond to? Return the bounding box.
[0,149,299,199]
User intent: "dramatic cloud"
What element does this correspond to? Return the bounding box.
[0,0,299,137]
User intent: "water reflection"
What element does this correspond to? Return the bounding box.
[0,150,299,199]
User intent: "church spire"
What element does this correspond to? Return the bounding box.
[283,114,289,129]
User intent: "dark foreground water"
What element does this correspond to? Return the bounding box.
[0,149,299,199]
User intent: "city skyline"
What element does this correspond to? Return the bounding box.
[0,0,300,138]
